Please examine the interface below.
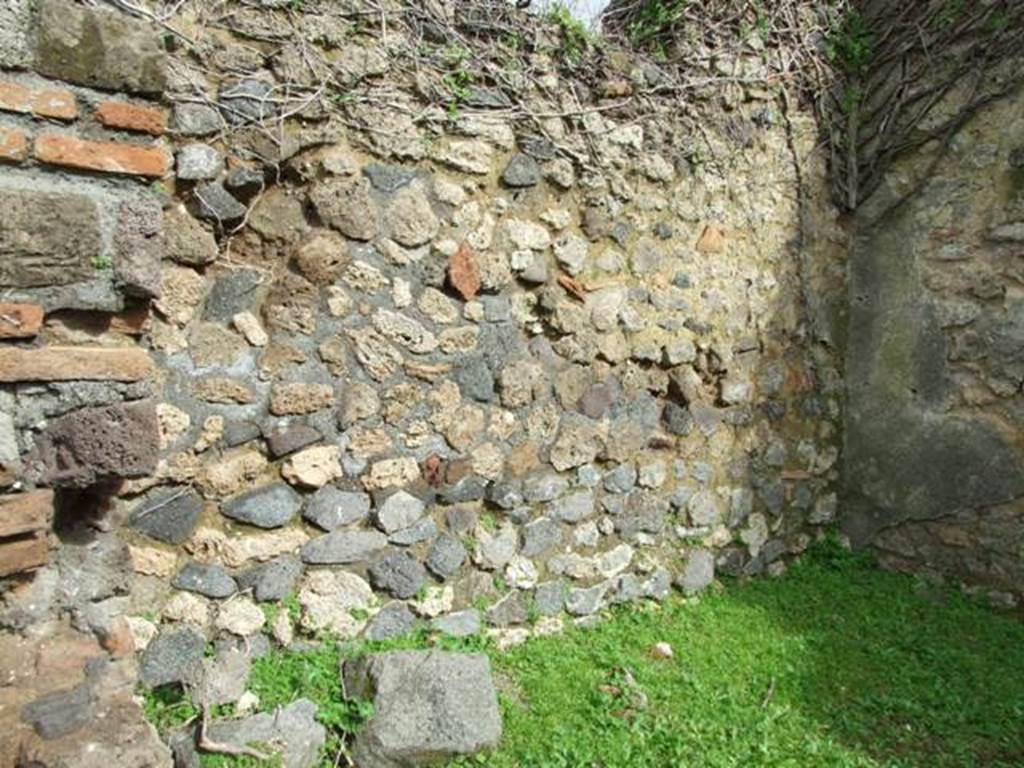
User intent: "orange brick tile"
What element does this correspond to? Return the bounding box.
[0,80,77,121]
[34,133,168,177]
[0,127,28,163]
[95,101,167,136]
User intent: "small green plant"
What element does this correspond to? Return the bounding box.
[826,9,873,78]
[478,511,498,534]
[142,685,198,734]
[91,253,112,270]
[627,0,687,54]
[548,3,592,63]
[440,44,474,121]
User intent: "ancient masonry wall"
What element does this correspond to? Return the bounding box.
[0,1,846,763]
[843,86,1024,606]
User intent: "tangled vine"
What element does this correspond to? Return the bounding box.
[603,0,1024,211]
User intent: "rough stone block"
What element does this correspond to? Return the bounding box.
[35,0,167,94]
[0,189,102,288]
[34,134,169,177]
[0,347,152,382]
[27,399,159,487]
[344,651,502,767]
[0,0,32,69]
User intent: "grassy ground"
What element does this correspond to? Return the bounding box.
[145,542,1024,767]
[472,543,1024,768]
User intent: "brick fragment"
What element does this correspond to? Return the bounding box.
[95,101,167,136]
[696,225,726,254]
[34,133,168,177]
[0,303,44,338]
[0,80,77,120]
[0,491,54,538]
[0,536,49,577]
[0,347,153,382]
[0,126,27,163]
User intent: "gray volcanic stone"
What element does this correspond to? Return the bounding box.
[438,477,486,504]
[663,402,694,435]
[223,420,262,447]
[486,590,528,626]
[374,491,425,534]
[222,484,302,529]
[521,517,563,557]
[205,698,325,768]
[22,681,92,740]
[533,580,565,616]
[364,601,418,641]
[446,507,478,535]
[114,197,163,299]
[177,143,224,180]
[265,424,322,458]
[195,182,247,223]
[522,472,569,503]
[487,482,523,510]
[363,164,419,193]
[301,529,387,565]
[303,487,371,531]
[173,561,237,599]
[170,103,222,136]
[388,516,437,546]
[129,487,203,545]
[236,555,303,602]
[502,153,540,187]
[426,532,466,579]
[203,268,263,322]
[677,548,714,595]
[219,79,276,125]
[566,583,609,616]
[140,628,205,687]
[455,357,495,402]
[193,647,251,707]
[604,463,637,494]
[369,552,427,599]
[552,490,595,523]
[344,651,502,768]
[431,609,481,637]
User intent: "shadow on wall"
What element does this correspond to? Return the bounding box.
[841,84,1024,602]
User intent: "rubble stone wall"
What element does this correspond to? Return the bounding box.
[2,0,846,764]
[843,85,1024,605]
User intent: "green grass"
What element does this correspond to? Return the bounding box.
[466,543,1024,767]
[144,541,1024,767]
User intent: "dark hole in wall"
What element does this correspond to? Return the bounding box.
[53,482,119,545]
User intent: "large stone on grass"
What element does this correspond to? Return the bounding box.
[343,650,502,767]
[27,399,159,487]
